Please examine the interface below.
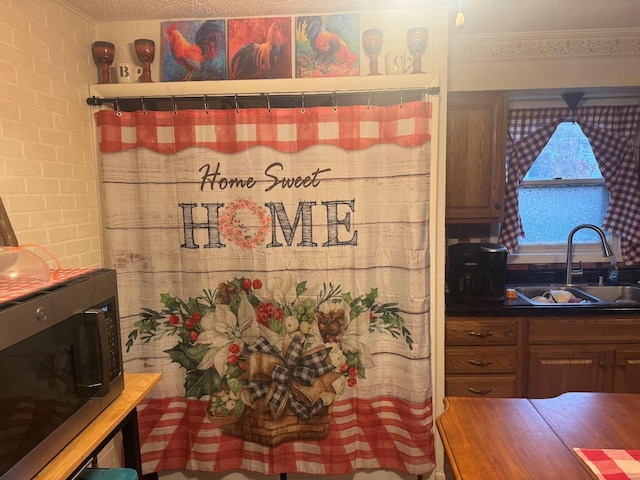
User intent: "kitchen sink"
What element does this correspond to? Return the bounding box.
[513,284,640,306]
[514,286,602,305]
[577,285,640,305]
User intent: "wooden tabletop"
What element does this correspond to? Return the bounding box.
[437,393,640,480]
[34,372,162,480]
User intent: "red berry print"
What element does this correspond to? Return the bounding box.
[348,378,357,387]
[228,354,239,364]
[169,314,180,326]
[229,343,240,354]
[242,278,252,290]
[192,312,202,322]
[185,318,195,330]
[252,279,262,290]
[348,367,359,377]
[189,331,199,342]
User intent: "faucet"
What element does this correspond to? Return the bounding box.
[565,224,614,285]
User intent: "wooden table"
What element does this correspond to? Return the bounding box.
[436,392,640,480]
[34,373,162,480]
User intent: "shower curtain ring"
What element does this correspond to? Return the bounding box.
[171,96,177,115]
[266,93,271,113]
[115,97,121,116]
[203,94,209,114]
[400,89,404,108]
[235,94,240,114]
[332,92,337,112]
[141,97,147,115]
[367,90,372,110]
[301,92,305,113]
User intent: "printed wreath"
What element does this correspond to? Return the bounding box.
[126,276,414,428]
[218,197,271,250]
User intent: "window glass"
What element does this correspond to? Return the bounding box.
[518,122,609,245]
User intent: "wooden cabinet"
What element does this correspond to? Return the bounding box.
[446,91,508,223]
[527,316,640,398]
[445,317,524,397]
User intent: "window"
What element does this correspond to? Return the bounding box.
[518,121,610,246]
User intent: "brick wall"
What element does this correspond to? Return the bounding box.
[0,0,102,268]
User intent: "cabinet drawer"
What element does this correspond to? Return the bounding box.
[446,375,517,397]
[446,318,518,346]
[446,346,517,374]
[529,317,640,344]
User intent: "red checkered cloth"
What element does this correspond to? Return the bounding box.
[0,268,96,304]
[574,448,640,480]
[136,395,435,476]
[95,101,432,154]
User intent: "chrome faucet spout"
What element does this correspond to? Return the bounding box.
[565,224,614,285]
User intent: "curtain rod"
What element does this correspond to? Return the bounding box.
[86,86,440,112]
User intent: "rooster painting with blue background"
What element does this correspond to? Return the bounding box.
[162,20,226,81]
[295,14,359,78]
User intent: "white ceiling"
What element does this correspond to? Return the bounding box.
[60,0,640,35]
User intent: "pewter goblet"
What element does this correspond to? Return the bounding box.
[135,39,155,83]
[92,41,115,84]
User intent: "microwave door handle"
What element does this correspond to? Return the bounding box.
[80,308,111,397]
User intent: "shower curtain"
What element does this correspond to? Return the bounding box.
[96,98,435,476]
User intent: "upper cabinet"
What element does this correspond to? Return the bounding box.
[445,91,508,223]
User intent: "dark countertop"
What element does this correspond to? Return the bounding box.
[446,289,640,317]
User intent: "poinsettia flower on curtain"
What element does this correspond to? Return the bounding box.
[196,294,263,372]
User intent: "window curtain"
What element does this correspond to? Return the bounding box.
[95,99,435,476]
[499,104,640,265]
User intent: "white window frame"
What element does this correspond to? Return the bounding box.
[503,95,630,266]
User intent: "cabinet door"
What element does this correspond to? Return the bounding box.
[527,348,606,399]
[613,349,640,393]
[446,91,508,223]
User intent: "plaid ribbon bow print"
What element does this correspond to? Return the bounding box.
[245,333,335,419]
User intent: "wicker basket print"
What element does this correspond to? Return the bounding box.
[127,275,413,446]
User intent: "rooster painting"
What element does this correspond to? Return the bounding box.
[227,18,292,80]
[295,14,359,78]
[162,20,226,81]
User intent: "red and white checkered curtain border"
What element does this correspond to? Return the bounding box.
[498,104,640,265]
[96,100,432,154]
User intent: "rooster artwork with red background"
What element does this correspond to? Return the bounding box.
[295,14,359,78]
[161,20,226,81]
[227,17,292,80]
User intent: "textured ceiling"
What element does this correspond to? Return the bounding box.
[59,0,640,34]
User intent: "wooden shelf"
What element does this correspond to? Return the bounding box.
[88,74,440,99]
[34,373,162,480]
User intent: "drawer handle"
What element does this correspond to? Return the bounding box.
[617,362,626,369]
[468,331,494,338]
[468,359,494,368]
[468,387,493,395]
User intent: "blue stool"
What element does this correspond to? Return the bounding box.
[77,468,139,480]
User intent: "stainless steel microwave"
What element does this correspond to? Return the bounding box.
[0,268,124,479]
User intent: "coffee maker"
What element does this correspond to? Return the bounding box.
[447,242,508,302]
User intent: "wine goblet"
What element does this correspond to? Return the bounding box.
[92,41,115,84]
[406,27,428,74]
[362,29,383,76]
[135,39,155,83]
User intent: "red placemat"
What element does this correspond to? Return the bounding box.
[574,448,640,480]
[0,268,97,304]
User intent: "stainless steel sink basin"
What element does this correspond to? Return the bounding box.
[512,283,640,306]
[514,286,602,305]
[577,285,640,305]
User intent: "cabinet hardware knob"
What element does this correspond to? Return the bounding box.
[617,362,626,369]
[495,202,501,210]
[468,359,493,367]
[468,331,494,338]
[598,361,606,369]
[468,387,493,395]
